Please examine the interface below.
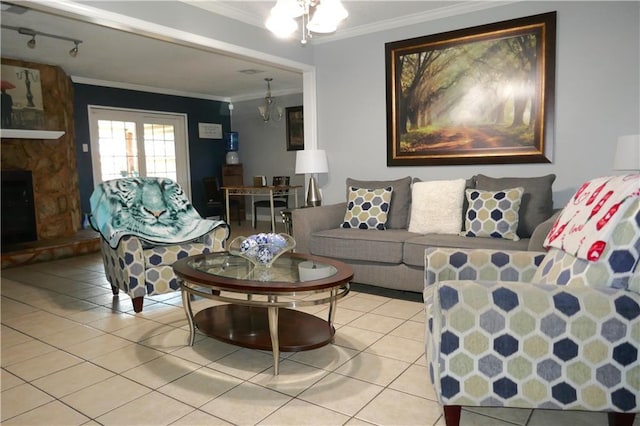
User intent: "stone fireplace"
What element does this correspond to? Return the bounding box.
[1,59,80,245]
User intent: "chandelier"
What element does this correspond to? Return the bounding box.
[258,78,283,122]
[266,0,348,44]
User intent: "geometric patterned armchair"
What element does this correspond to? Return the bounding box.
[424,175,639,426]
[90,177,229,313]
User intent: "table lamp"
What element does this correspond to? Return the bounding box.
[613,134,640,170]
[295,149,328,206]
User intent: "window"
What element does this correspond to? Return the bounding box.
[88,107,190,197]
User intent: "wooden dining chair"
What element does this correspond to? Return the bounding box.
[253,176,290,229]
[202,176,242,225]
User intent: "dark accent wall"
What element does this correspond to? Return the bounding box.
[73,83,231,215]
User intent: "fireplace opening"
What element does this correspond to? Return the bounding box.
[2,170,38,247]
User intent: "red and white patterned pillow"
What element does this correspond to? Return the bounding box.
[544,174,640,261]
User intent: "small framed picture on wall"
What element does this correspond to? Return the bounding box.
[286,106,304,151]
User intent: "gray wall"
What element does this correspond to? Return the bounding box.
[232,93,306,219]
[313,1,640,207]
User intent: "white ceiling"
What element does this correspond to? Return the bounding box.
[0,1,497,101]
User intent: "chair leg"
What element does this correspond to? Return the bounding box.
[253,206,257,228]
[442,405,461,426]
[608,412,635,426]
[132,296,144,313]
[110,285,119,296]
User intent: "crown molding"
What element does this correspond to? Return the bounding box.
[70,76,231,102]
[313,1,518,44]
[231,87,303,103]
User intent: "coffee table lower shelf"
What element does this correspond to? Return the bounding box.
[194,304,335,352]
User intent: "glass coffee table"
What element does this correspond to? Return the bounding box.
[173,252,353,374]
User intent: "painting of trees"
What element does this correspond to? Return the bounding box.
[386,12,556,165]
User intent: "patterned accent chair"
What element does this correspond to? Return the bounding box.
[424,175,639,426]
[100,229,227,313]
[90,177,229,313]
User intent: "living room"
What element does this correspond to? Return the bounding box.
[1,2,638,230]
[1,1,638,425]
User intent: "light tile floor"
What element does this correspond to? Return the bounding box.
[2,252,638,425]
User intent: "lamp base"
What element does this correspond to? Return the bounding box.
[306,176,322,207]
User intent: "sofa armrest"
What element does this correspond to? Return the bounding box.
[292,202,346,253]
[425,279,640,409]
[528,209,561,251]
[424,247,545,287]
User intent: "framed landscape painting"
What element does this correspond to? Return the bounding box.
[385,12,556,166]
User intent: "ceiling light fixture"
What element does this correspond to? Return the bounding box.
[265,0,348,45]
[2,25,83,57]
[258,78,283,123]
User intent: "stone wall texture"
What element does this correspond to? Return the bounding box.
[1,58,80,239]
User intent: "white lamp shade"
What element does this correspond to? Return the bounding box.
[295,149,328,174]
[614,134,640,170]
[265,13,297,38]
[308,4,338,33]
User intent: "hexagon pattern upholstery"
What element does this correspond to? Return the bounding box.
[100,223,228,313]
[340,186,393,230]
[424,174,639,426]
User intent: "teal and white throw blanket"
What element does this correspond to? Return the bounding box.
[90,177,227,248]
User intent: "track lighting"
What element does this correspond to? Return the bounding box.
[2,24,83,58]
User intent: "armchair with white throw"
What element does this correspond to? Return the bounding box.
[90,177,229,312]
[424,174,639,426]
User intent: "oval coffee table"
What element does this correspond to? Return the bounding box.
[173,252,353,374]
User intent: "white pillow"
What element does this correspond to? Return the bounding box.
[408,179,466,234]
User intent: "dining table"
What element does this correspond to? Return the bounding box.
[222,184,302,231]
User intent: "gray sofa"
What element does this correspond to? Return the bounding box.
[292,174,558,293]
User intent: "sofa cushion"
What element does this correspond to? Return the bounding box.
[461,187,524,241]
[475,174,556,238]
[341,186,393,230]
[347,176,411,229]
[408,179,466,234]
[403,233,530,267]
[310,228,414,264]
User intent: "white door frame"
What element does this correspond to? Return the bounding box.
[87,105,191,198]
